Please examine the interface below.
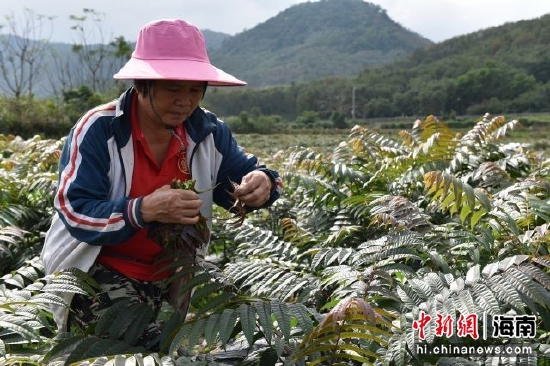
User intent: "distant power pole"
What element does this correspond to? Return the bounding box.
[351,86,356,119]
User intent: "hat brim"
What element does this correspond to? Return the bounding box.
[113,57,246,86]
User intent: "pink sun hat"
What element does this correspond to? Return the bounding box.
[114,19,246,86]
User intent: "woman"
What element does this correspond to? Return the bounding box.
[41,19,282,349]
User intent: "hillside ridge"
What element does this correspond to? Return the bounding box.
[209,0,432,87]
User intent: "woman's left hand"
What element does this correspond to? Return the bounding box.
[234,171,273,208]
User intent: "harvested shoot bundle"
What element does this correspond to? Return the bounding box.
[226,178,248,227]
[148,178,247,264]
[148,179,209,264]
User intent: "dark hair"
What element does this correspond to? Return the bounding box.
[133,80,208,98]
[133,80,154,97]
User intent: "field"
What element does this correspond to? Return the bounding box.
[237,114,550,160]
[1,114,549,365]
[235,132,350,159]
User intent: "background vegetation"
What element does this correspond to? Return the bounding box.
[1,0,550,364]
[208,0,432,87]
[2,1,550,138]
[205,13,550,123]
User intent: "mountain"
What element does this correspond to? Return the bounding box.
[393,14,550,78]
[203,13,550,119]
[208,0,433,87]
[202,29,232,51]
[350,13,550,116]
[0,0,430,96]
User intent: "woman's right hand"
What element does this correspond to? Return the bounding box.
[140,185,202,224]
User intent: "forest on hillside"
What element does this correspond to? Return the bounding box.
[208,0,432,87]
[205,14,550,125]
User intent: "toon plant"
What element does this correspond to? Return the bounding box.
[0,114,549,365]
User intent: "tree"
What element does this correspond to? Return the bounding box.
[0,9,54,98]
[109,35,133,91]
[69,8,115,93]
[47,17,132,98]
[330,111,347,129]
[47,44,80,98]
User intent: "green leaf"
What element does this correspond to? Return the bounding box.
[203,314,221,346]
[463,183,476,209]
[190,281,223,305]
[272,301,292,342]
[289,303,313,335]
[158,311,184,354]
[124,304,154,346]
[239,303,257,347]
[474,189,492,210]
[459,204,471,224]
[94,299,130,337]
[471,283,500,315]
[452,178,462,209]
[218,309,238,346]
[169,323,192,356]
[258,347,278,366]
[79,338,139,362]
[177,272,212,294]
[187,318,206,351]
[441,192,455,212]
[41,334,86,364]
[470,209,487,229]
[254,301,273,343]
[64,337,103,365]
[465,264,480,286]
[109,303,147,340]
[0,316,41,343]
[28,292,69,308]
[195,291,235,317]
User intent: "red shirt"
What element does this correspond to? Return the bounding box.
[97,94,191,281]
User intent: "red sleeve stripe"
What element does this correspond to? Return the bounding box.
[126,199,138,228]
[55,104,126,232]
[275,177,284,195]
[126,198,145,229]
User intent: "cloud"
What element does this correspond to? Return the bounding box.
[370,0,550,42]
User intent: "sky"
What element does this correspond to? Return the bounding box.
[1,0,550,44]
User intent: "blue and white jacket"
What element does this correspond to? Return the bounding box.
[41,88,282,329]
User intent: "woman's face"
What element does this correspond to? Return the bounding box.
[139,80,205,128]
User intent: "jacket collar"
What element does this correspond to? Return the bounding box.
[111,88,134,147]
[185,107,217,144]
